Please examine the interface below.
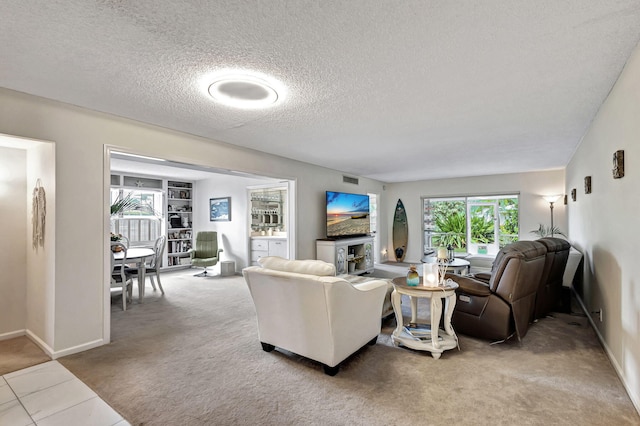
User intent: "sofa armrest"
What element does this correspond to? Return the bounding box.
[472,272,492,283]
[446,274,492,297]
[351,279,389,292]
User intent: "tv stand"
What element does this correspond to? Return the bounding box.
[316,236,374,275]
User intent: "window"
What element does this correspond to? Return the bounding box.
[110,188,163,246]
[423,194,519,256]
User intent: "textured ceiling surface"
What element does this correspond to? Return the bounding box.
[1,1,640,182]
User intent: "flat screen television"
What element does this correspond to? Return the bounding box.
[326,191,370,239]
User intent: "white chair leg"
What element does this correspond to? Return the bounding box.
[149,275,157,291]
[155,271,164,295]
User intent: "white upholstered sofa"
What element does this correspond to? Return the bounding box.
[243,256,389,375]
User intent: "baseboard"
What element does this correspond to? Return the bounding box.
[0,329,26,341]
[25,330,55,358]
[573,290,640,416]
[25,330,105,360]
[51,338,105,359]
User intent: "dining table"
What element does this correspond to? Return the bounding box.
[113,247,155,303]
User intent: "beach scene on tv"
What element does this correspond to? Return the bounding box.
[326,191,370,237]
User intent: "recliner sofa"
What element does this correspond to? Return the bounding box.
[448,240,547,342]
[243,256,388,375]
[534,237,571,320]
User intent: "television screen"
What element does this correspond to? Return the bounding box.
[326,191,370,238]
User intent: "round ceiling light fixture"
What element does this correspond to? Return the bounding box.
[208,74,279,108]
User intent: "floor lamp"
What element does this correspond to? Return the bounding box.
[543,195,561,237]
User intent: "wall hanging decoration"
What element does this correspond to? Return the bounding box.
[571,188,576,201]
[32,178,46,250]
[613,150,624,179]
[563,194,568,205]
[584,176,592,194]
[210,197,231,221]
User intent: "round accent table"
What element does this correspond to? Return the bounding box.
[422,256,471,275]
[390,277,459,359]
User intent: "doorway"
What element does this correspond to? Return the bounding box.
[105,147,296,343]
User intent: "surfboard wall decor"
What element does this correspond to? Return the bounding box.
[392,199,408,262]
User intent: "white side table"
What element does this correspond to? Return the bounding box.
[220,260,235,276]
[391,277,459,359]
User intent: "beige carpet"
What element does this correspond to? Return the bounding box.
[41,268,639,425]
[0,335,50,375]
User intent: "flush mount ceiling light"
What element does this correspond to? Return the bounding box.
[208,74,279,108]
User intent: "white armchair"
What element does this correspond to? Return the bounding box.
[243,256,388,376]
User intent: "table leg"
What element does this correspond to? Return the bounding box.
[430,296,443,349]
[138,261,146,303]
[443,292,457,336]
[391,289,403,342]
[410,296,418,324]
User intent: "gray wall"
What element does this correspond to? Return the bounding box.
[566,42,640,411]
[0,147,27,336]
[0,87,385,355]
[385,169,567,264]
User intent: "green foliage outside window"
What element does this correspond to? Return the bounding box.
[425,195,519,254]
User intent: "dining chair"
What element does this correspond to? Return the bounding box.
[111,242,133,310]
[125,235,167,295]
[119,235,130,248]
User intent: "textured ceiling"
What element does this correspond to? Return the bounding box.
[1,1,639,182]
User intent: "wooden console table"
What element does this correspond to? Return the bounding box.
[390,277,459,359]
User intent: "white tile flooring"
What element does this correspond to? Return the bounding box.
[0,361,129,426]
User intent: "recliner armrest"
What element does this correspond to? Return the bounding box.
[446,274,492,297]
[471,272,492,283]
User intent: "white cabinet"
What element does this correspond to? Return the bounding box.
[251,237,288,265]
[316,236,375,275]
[268,239,287,258]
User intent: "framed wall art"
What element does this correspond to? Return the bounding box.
[613,150,624,179]
[571,188,576,201]
[584,176,592,194]
[210,197,231,221]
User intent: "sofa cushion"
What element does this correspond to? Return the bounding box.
[258,256,336,277]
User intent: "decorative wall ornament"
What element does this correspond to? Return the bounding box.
[563,194,568,205]
[32,178,46,250]
[571,188,577,201]
[210,197,231,221]
[613,150,624,179]
[584,176,592,194]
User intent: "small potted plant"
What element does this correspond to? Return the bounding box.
[110,232,123,251]
[530,224,566,238]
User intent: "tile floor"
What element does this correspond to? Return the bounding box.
[0,361,129,426]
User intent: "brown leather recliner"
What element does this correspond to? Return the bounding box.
[534,237,571,320]
[448,241,547,342]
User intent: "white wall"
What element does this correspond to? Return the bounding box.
[385,170,567,264]
[26,142,56,350]
[566,42,640,412]
[0,87,385,355]
[0,147,27,337]
[193,175,270,272]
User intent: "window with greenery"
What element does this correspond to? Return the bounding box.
[110,188,163,245]
[423,194,519,256]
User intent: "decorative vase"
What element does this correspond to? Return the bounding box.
[406,265,420,286]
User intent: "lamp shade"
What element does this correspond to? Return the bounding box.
[543,195,561,203]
